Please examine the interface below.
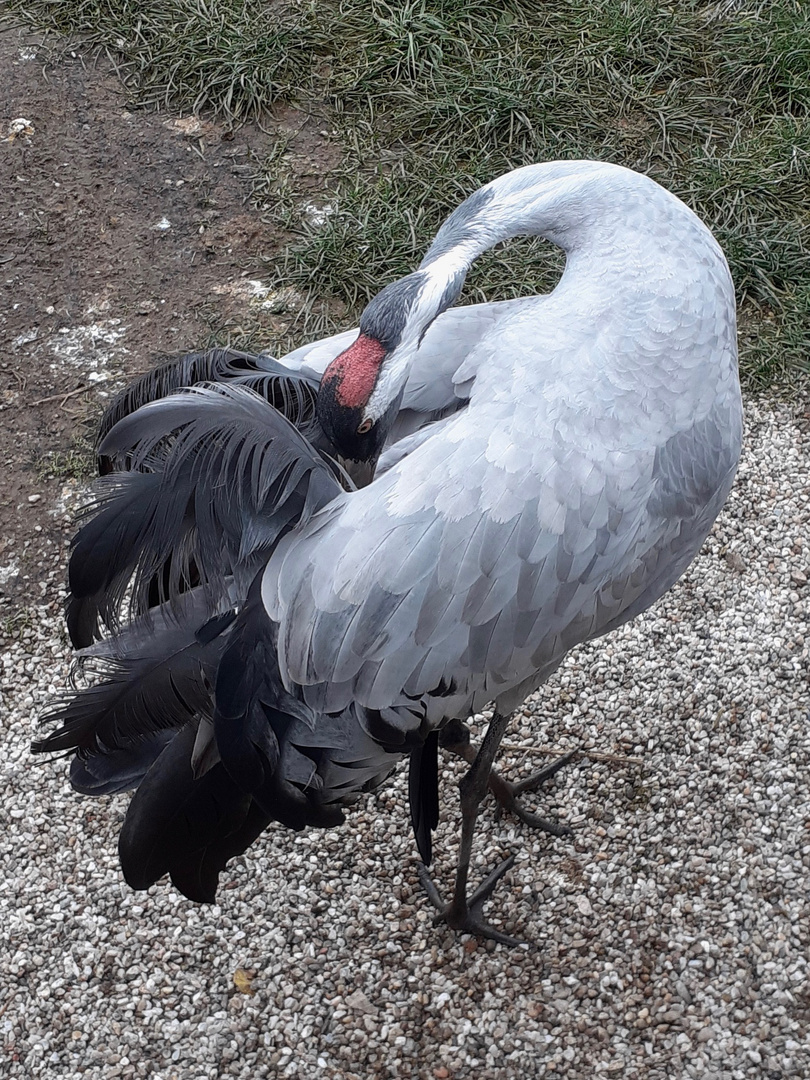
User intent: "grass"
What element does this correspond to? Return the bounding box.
[0,607,35,642]
[33,433,97,483]
[6,0,809,388]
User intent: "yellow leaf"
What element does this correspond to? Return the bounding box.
[233,968,256,995]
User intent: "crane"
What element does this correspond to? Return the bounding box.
[35,160,743,945]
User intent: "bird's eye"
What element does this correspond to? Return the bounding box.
[357,418,373,435]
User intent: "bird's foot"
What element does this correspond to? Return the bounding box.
[439,722,577,838]
[490,750,578,836]
[417,855,526,948]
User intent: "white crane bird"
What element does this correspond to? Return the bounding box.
[35,161,742,945]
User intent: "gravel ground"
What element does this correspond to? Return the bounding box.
[1,397,808,1080]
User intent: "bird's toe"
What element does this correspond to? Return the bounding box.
[417,855,527,947]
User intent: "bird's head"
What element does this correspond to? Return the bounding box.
[315,329,399,479]
[316,266,466,481]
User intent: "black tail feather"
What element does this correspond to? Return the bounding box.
[119,723,262,900]
[117,716,341,903]
[68,384,346,645]
[79,351,327,647]
[409,729,440,865]
[167,799,273,903]
[66,470,185,647]
[69,730,176,795]
[213,578,343,831]
[34,591,232,756]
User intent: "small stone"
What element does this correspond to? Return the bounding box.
[674,981,693,1004]
[28,494,41,504]
[345,989,375,1014]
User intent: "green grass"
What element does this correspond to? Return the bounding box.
[33,433,97,483]
[0,607,35,642]
[7,0,809,387]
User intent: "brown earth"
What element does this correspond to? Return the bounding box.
[0,25,336,619]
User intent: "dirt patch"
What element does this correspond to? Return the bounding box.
[0,27,334,616]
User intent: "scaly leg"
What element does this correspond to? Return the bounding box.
[440,718,575,837]
[419,710,524,947]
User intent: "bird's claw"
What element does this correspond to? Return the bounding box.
[511,748,579,792]
[491,749,578,837]
[417,855,527,948]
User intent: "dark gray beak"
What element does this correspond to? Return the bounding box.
[340,457,377,489]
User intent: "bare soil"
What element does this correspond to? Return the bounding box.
[0,26,335,616]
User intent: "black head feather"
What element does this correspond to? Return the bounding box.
[358,272,427,349]
[315,383,403,470]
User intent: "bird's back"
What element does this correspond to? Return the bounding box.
[263,196,742,730]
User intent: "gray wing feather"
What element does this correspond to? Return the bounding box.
[264,270,742,729]
[264,395,740,731]
[277,298,538,423]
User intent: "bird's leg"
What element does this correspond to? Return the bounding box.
[419,710,524,947]
[439,718,575,838]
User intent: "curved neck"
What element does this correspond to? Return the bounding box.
[363,163,645,420]
[419,161,619,274]
[363,162,727,422]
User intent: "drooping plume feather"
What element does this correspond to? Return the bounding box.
[67,382,346,647]
[35,589,234,757]
[97,348,320,465]
[117,722,272,902]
